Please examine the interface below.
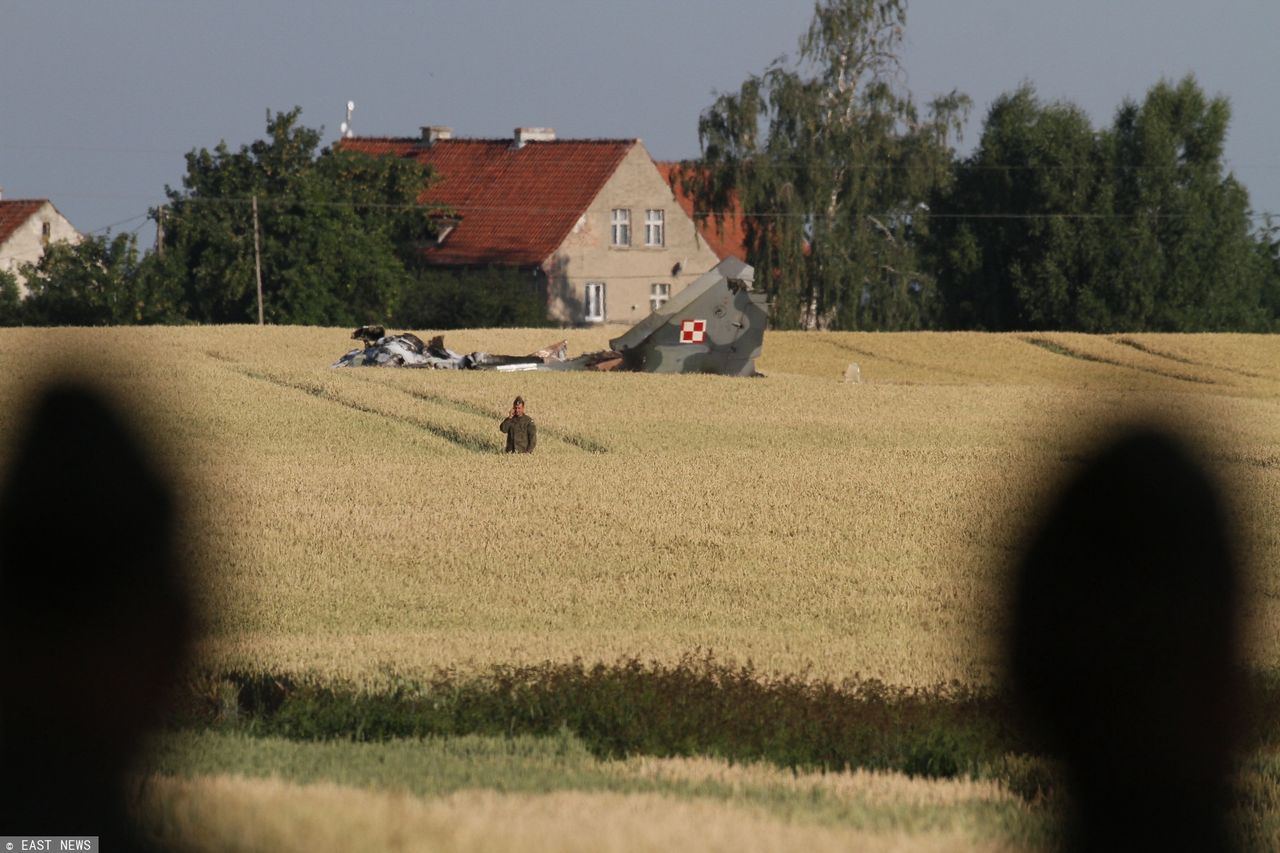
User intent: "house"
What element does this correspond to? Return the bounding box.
[0,195,81,295]
[341,128,723,325]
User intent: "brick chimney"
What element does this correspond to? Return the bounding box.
[420,126,454,145]
[513,127,556,148]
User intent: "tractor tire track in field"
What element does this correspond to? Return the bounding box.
[350,375,610,454]
[1023,337,1223,386]
[228,365,498,453]
[815,336,985,382]
[1210,450,1280,470]
[1112,337,1280,382]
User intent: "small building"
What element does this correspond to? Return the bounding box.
[0,196,81,296]
[341,128,724,325]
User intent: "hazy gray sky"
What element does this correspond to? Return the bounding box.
[3,0,1277,243]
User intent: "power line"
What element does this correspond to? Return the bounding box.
[155,194,1280,221]
[69,196,1278,246]
[84,212,151,235]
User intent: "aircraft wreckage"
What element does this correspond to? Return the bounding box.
[332,257,769,376]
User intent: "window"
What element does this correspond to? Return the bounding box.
[610,209,630,246]
[585,282,606,322]
[650,282,670,312]
[41,221,51,245]
[644,209,664,246]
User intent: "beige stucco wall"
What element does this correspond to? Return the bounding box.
[545,142,723,325]
[0,202,81,296]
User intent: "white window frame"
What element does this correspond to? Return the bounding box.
[585,282,606,323]
[644,209,665,247]
[649,282,670,312]
[611,209,630,246]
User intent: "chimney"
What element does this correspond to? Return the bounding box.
[513,127,556,148]
[420,126,454,145]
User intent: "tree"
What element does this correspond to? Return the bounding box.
[933,76,1270,332]
[0,270,20,326]
[1258,215,1280,329]
[157,108,437,325]
[932,85,1110,330]
[20,233,181,325]
[680,0,968,330]
[1099,76,1267,331]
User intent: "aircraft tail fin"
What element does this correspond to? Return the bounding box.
[608,257,768,376]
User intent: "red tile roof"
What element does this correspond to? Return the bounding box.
[340,137,635,266]
[0,200,46,247]
[655,162,750,263]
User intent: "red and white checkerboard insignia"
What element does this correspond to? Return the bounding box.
[679,319,707,343]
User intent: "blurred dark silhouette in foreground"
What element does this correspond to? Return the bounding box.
[0,381,192,849]
[1009,427,1244,851]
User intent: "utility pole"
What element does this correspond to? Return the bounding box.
[252,195,264,325]
[154,206,164,259]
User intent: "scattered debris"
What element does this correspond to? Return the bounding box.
[332,257,769,376]
[351,325,386,347]
[332,333,551,370]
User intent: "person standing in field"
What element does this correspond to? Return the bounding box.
[500,395,536,453]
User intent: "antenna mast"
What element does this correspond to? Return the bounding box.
[339,101,355,139]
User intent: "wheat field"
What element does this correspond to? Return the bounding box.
[5,326,1280,850]
[1,326,1278,687]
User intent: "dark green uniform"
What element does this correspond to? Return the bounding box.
[500,414,537,453]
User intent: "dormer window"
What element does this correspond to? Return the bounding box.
[433,216,461,246]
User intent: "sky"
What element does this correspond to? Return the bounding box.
[3,0,1277,247]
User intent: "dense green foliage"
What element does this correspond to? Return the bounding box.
[1255,215,1280,321]
[933,79,1273,331]
[174,656,1280,798]
[0,271,20,326]
[182,656,1024,781]
[930,87,1107,330]
[18,233,182,325]
[153,108,437,326]
[393,266,549,330]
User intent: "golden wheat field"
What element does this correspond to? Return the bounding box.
[1,325,1278,688]
[6,325,1280,851]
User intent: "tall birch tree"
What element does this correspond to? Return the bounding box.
[679,0,968,330]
